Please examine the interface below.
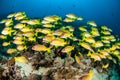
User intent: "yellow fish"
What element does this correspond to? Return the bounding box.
[1,27,15,36]
[66,13,78,19]
[63,17,75,22]
[0,19,8,24]
[43,16,56,22]
[5,19,13,27]
[17,45,27,51]
[75,54,83,65]
[21,27,33,32]
[0,35,7,39]
[112,50,120,55]
[41,20,50,24]
[32,44,51,53]
[50,38,67,47]
[40,28,53,34]
[87,21,97,27]
[61,46,74,53]
[43,34,55,43]
[2,42,11,47]
[79,42,94,52]
[13,39,25,45]
[87,52,101,61]
[13,36,24,40]
[53,29,65,36]
[79,26,87,32]
[27,19,41,25]
[66,13,83,20]
[23,31,35,37]
[15,15,27,20]
[14,23,25,29]
[7,48,17,54]
[79,70,94,80]
[35,28,42,32]
[43,23,55,28]
[14,56,28,63]
[90,27,100,37]
[14,12,26,17]
[21,19,29,23]
[92,41,103,48]
[101,26,112,32]
[83,37,96,44]
[60,32,73,39]
[7,13,16,18]
[81,32,92,38]
[102,63,109,69]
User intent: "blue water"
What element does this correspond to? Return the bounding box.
[0,0,120,35]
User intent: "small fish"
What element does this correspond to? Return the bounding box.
[66,13,78,19]
[28,37,36,42]
[78,70,94,80]
[27,19,41,25]
[21,19,29,23]
[14,56,28,63]
[81,32,92,38]
[87,52,101,61]
[7,13,16,18]
[32,44,51,53]
[90,27,100,37]
[15,15,27,20]
[41,20,50,24]
[5,19,13,27]
[83,37,96,44]
[35,28,42,32]
[101,36,111,40]
[66,26,75,32]
[102,39,110,44]
[2,42,11,47]
[101,31,111,35]
[7,48,17,54]
[0,19,8,24]
[75,54,83,65]
[99,50,109,56]
[43,23,55,28]
[43,34,55,43]
[14,23,25,29]
[87,21,97,27]
[52,15,62,21]
[21,27,33,32]
[13,36,24,40]
[92,41,103,48]
[13,39,25,45]
[112,50,120,55]
[63,17,75,22]
[53,29,65,36]
[102,63,109,69]
[0,35,7,39]
[101,26,112,31]
[14,12,26,17]
[110,45,120,51]
[61,46,74,53]
[79,26,87,32]
[60,32,73,39]
[1,27,15,36]
[17,45,27,51]
[79,42,94,52]
[43,16,56,22]
[50,38,67,47]
[40,28,53,34]
[66,13,83,21]
[23,31,35,37]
